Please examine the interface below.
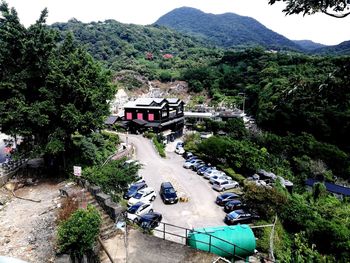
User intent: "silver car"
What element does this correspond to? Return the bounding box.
[203,169,225,179]
[212,179,239,191]
[209,174,231,184]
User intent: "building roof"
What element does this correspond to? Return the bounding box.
[105,115,118,125]
[305,178,350,196]
[132,119,148,126]
[124,98,183,110]
[124,98,167,109]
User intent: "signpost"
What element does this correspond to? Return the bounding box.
[73,166,82,177]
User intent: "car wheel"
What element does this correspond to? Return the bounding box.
[222,187,226,191]
[150,196,156,201]
[133,218,138,224]
[149,209,154,213]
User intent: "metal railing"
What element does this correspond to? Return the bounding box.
[126,213,253,262]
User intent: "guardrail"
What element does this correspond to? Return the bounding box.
[125,213,253,262]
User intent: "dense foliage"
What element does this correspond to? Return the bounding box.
[57,205,101,258]
[0,3,115,171]
[0,3,114,173]
[155,7,301,51]
[83,159,140,201]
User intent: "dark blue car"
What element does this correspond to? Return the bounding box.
[123,182,147,199]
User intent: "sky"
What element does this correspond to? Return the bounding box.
[3,0,350,45]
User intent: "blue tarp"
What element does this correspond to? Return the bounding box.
[306,178,350,197]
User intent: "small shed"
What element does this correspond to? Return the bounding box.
[187,225,256,260]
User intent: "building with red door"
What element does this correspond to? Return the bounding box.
[123,98,184,139]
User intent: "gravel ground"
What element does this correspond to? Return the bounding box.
[0,181,63,262]
[120,134,226,241]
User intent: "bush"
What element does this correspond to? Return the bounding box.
[57,205,101,258]
[220,167,246,184]
[152,136,166,158]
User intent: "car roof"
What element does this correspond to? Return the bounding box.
[161,182,173,188]
[227,200,241,204]
[221,192,238,198]
[138,187,154,193]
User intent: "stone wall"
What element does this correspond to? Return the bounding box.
[77,178,125,222]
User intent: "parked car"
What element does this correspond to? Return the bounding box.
[203,169,225,179]
[176,141,184,149]
[138,212,163,230]
[123,182,147,199]
[224,209,259,225]
[224,200,244,213]
[209,174,231,184]
[183,151,193,159]
[212,179,239,192]
[216,192,240,206]
[127,201,153,223]
[160,182,178,204]
[191,161,206,171]
[183,159,203,169]
[197,166,216,176]
[128,187,156,207]
[175,147,185,155]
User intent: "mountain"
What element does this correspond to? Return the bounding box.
[314,40,350,55]
[293,40,327,51]
[155,7,301,51]
[50,19,206,68]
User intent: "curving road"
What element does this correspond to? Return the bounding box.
[119,134,226,236]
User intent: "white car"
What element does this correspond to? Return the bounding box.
[128,187,156,207]
[203,169,225,179]
[175,147,185,155]
[127,201,153,223]
[183,159,203,169]
[209,174,231,184]
[212,179,239,192]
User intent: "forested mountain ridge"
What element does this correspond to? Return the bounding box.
[314,40,350,55]
[155,7,302,51]
[50,18,210,70]
[293,40,327,51]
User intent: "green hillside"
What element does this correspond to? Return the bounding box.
[155,7,301,51]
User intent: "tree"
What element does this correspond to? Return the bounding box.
[269,0,350,18]
[0,2,115,171]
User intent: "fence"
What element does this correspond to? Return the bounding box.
[127,214,253,262]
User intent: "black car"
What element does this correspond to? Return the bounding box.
[138,212,163,230]
[123,182,147,199]
[160,182,178,204]
[215,192,240,206]
[224,209,259,225]
[224,200,244,213]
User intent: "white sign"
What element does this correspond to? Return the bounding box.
[73,166,82,177]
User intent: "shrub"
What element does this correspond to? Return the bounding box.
[57,205,101,258]
[152,136,166,158]
[220,167,246,183]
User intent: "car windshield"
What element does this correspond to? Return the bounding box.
[228,212,240,219]
[127,203,143,213]
[164,188,175,194]
[134,192,143,199]
[221,193,234,198]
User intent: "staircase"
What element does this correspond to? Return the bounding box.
[85,191,118,240]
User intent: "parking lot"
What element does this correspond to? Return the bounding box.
[121,134,227,239]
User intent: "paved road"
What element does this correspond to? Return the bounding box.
[120,134,226,239]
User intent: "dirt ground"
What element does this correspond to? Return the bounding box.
[0,180,64,262]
